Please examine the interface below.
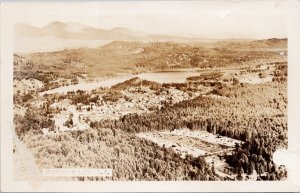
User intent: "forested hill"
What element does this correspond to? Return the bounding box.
[15,39,287,81]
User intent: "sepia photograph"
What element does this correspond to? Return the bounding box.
[1,0,300,192]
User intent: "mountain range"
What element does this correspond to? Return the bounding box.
[14,21,286,53]
[15,21,194,41]
[14,21,206,53]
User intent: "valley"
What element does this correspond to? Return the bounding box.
[13,38,287,181]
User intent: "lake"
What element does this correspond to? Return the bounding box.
[39,69,200,95]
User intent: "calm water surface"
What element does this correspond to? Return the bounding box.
[40,69,200,95]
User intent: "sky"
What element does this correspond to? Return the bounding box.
[5,0,288,39]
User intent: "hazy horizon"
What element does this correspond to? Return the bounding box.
[16,21,288,40]
[9,1,287,39]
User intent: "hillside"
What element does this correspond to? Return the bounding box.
[13,36,288,181]
[15,22,142,40]
[14,39,287,83]
[14,22,203,53]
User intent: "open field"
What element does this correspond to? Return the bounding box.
[136,129,242,157]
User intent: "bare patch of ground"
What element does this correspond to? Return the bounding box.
[136,129,242,158]
[136,129,243,180]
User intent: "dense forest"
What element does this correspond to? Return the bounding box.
[20,127,221,181]
[13,39,287,181]
[14,79,287,181]
[88,82,287,180]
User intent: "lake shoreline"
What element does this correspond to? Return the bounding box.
[39,67,202,95]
